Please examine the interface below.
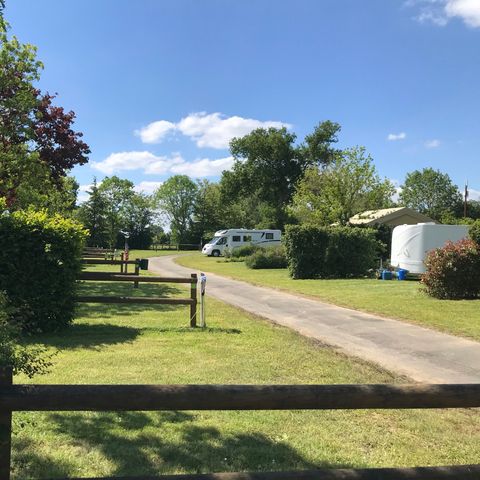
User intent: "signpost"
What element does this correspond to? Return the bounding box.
[200,272,206,328]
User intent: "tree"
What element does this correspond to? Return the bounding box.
[77,178,108,246]
[98,176,135,248]
[221,121,341,228]
[290,146,395,225]
[0,4,89,208]
[124,193,155,249]
[399,168,462,221]
[154,175,198,245]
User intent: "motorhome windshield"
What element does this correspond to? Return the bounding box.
[210,236,227,245]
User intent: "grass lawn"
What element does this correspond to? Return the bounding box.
[128,249,199,259]
[11,271,480,478]
[175,253,480,341]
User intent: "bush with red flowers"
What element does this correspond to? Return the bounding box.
[421,239,480,299]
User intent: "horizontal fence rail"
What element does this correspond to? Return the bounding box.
[82,259,139,266]
[1,383,479,412]
[47,465,480,480]
[79,274,194,283]
[76,296,194,305]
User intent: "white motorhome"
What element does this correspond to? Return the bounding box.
[202,229,281,257]
[390,223,469,274]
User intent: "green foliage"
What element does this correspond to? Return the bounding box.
[0,292,53,376]
[0,209,87,332]
[421,239,480,300]
[290,147,395,225]
[224,244,260,259]
[222,121,340,229]
[284,225,378,279]
[154,175,198,244]
[469,220,480,246]
[399,168,462,221]
[245,246,288,269]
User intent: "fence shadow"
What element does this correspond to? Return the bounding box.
[24,411,334,478]
[24,323,142,350]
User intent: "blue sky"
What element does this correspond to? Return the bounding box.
[5,0,480,201]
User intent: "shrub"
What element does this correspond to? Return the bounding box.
[284,225,378,279]
[0,209,87,333]
[0,292,53,376]
[469,220,480,246]
[245,246,288,269]
[225,244,260,259]
[421,239,480,299]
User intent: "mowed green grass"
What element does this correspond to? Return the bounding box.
[175,253,480,341]
[11,272,480,478]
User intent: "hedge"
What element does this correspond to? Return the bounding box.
[284,225,379,279]
[0,209,87,333]
[470,220,480,246]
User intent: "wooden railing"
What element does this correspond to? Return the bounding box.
[0,371,479,480]
[77,273,198,327]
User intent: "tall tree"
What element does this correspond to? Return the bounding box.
[0,3,89,208]
[124,193,155,249]
[399,168,462,221]
[221,121,341,228]
[77,178,108,246]
[154,175,198,244]
[290,146,395,225]
[98,176,135,248]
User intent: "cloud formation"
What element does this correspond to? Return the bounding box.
[136,112,290,149]
[387,132,406,141]
[424,139,441,148]
[92,151,234,178]
[407,0,480,28]
[134,181,164,194]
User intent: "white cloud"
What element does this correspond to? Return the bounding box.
[134,181,163,194]
[469,187,480,201]
[171,156,235,177]
[136,112,290,149]
[387,132,406,141]
[92,150,235,178]
[407,0,480,28]
[135,120,176,144]
[92,151,163,175]
[424,139,441,148]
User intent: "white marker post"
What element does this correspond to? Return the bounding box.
[200,272,207,328]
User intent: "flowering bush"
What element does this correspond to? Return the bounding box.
[421,239,480,299]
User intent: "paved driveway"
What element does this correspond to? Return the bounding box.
[149,255,480,383]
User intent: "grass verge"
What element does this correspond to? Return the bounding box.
[175,253,480,341]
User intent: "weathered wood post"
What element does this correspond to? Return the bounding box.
[0,367,13,480]
[134,259,140,289]
[120,252,125,273]
[190,273,197,327]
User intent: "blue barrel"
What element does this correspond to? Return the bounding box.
[381,270,393,280]
[397,269,407,281]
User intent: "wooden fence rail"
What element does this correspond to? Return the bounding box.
[77,273,198,327]
[0,369,479,480]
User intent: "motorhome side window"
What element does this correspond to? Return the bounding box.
[232,236,241,242]
[243,235,252,242]
[266,233,274,239]
[217,237,227,245]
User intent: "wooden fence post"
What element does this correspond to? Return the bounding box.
[190,274,197,327]
[0,367,13,480]
[134,259,140,289]
[120,252,124,273]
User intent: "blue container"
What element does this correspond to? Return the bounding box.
[381,270,393,280]
[397,269,407,281]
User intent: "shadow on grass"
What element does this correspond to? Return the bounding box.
[24,323,142,350]
[16,411,331,478]
[142,326,242,335]
[12,437,73,479]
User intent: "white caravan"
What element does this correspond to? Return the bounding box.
[390,223,469,274]
[202,229,281,257]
